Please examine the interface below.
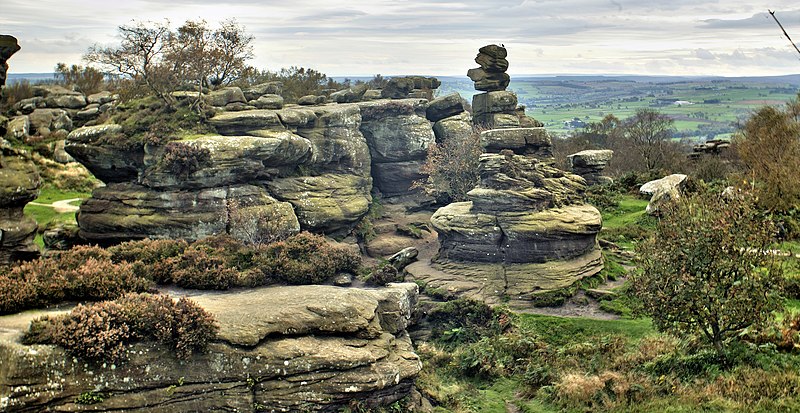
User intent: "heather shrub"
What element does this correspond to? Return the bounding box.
[428,298,512,346]
[158,142,212,178]
[109,238,188,265]
[255,232,360,285]
[0,247,153,315]
[23,293,216,362]
[162,245,238,290]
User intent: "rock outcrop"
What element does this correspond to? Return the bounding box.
[568,149,614,185]
[0,283,422,412]
[0,35,20,89]
[467,45,510,92]
[0,139,41,264]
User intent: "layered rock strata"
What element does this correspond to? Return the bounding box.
[0,283,422,412]
[0,139,41,263]
[568,149,614,185]
[467,44,510,92]
[0,35,20,89]
[426,151,603,306]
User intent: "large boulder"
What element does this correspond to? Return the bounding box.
[242,81,283,101]
[330,84,369,103]
[206,86,247,107]
[66,124,143,183]
[381,77,440,99]
[360,110,434,163]
[0,283,422,412]
[28,108,73,135]
[426,93,467,122]
[480,127,552,158]
[641,174,689,215]
[77,183,298,244]
[208,109,284,136]
[266,174,372,235]
[433,112,473,143]
[0,140,41,263]
[296,104,372,175]
[140,132,312,190]
[5,116,29,141]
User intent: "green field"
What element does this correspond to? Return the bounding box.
[438,75,800,140]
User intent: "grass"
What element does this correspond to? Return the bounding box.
[33,186,92,204]
[602,196,650,230]
[22,186,90,248]
[517,313,655,347]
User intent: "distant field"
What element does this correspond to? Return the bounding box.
[438,75,800,141]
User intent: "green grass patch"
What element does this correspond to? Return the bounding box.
[517,313,654,347]
[602,196,650,230]
[33,186,91,204]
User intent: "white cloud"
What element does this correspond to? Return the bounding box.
[3,0,800,76]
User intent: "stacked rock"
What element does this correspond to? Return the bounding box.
[381,76,441,100]
[0,35,20,89]
[469,45,552,159]
[568,149,614,185]
[467,45,510,92]
[0,139,41,264]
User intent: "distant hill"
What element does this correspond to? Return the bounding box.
[7,73,56,84]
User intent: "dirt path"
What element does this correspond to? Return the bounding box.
[28,198,82,213]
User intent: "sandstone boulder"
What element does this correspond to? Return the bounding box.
[266,174,372,235]
[472,91,517,117]
[433,112,473,143]
[0,140,41,263]
[297,95,326,105]
[208,109,284,136]
[643,174,689,215]
[0,284,422,412]
[77,183,299,244]
[426,93,467,122]
[467,68,510,92]
[360,109,434,163]
[140,132,312,190]
[87,91,115,105]
[6,116,29,141]
[480,127,552,158]
[206,86,247,107]
[331,84,369,103]
[242,81,283,101]
[251,93,284,109]
[66,124,142,183]
[0,35,20,88]
[29,108,73,135]
[296,104,371,175]
[568,149,614,185]
[640,173,688,196]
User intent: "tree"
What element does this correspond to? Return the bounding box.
[615,108,676,173]
[735,101,800,213]
[54,63,105,95]
[85,20,175,105]
[415,129,483,203]
[632,190,783,357]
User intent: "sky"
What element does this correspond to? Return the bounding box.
[2,0,800,77]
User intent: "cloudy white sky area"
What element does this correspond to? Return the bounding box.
[3,0,800,77]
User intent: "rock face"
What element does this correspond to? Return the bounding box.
[427,153,603,306]
[0,139,41,263]
[640,174,688,215]
[381,76,440,100]
[568,149,614,185]
[0,283,422,412]
[0,35,20,89]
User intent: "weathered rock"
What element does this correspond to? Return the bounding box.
[331,84,369,103]
[275,107,317,129]
[363,89,383,100]
[381,77,440,99]
[425,152,602,306]
[426,93,467,122]
[5,116,29,141]
[266,174,372,235]
[45,93,87,109]
[296,104,372,175]
[360,108,434,163]
[32,84,78,98]
[242,81,283,101]
[372,161,425,196]
[433,112,473,143]
[480,127,552,158]
[87,91,115,105]
[66,124,142,183]
[0,35,21,88]
[0,284,422,412]
[645,175,688,215]
[75,106,100,119]
[0,140,41,263]
[475,53,509,72]
[478,44,508,59]
[28,108,73,134]
[11,97,43,114]
[140,132,312,190]
[389,247,419,271]
[42,222,81,250]
[467,68,510,92]
[568,149,614,185]
[52,139,75,163]
[77,183,299,244]
[640,173,688,197]
[251,93,284,109]
[297,95,326,105]
[206,86,247,107]
[208,109,284,136]
[474,112,520,129]
[472,91,517,117]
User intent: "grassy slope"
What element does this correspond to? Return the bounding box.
[22,186,90,247]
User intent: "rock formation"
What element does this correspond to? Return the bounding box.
[467,45,510,92]
[0,35,20,89]
[0,139,41,264]
[414,46,603,307]
[0,283,422,412]
[640,173,688,215]
[568,149,614,185]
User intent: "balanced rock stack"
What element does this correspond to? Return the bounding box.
[469,45,552,159]
[0,35,20,89]
[426,152,603,307]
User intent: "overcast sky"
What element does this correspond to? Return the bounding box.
[3,0,800,77]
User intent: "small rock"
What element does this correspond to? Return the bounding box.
[332,273,353,287]
[388,247,419,271]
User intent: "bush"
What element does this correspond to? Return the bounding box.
[427,298,511,346]
[633,191,783,357]
[164,245,238,290]
[256,232,360,285]
[415,130,482,203]
[158,142,212,178]
[0,246,153,315]
[362,262,402,286]
[23,293,216,362]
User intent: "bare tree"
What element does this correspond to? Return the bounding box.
[616,108,676,173]
[208,19,254,87]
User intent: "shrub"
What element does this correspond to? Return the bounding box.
[23,293,216,362]
[427,298,511,346]
[55,63,105,95]
[362,262,402,286]
[633,191,783,357]
[415,129,482,203]
[256,232,360,285]
[158,142,212,178]
[0,246,153,315]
